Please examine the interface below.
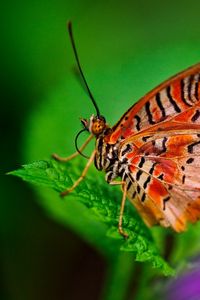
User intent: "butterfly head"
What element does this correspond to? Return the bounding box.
[81,115,108,136]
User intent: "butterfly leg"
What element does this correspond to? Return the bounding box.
[52,134,93,162]
[110,181,128,238]
[60,149,96,197]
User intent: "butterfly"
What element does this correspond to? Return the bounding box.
[53,22,200,238]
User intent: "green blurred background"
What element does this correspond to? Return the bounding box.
[2,0,200,299]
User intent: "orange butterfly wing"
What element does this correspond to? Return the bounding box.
[119,130,200,231]
[108,63,200,144]
[106,63,200,231]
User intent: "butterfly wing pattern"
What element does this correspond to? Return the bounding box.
[102,64,200,232]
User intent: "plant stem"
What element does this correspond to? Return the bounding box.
[101,252,135,300]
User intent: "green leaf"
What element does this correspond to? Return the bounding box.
[9,159,174,276]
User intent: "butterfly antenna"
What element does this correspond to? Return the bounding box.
[68,21,100,117]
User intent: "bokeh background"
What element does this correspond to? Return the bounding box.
[2,0,200,299]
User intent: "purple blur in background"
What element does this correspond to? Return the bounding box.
[166,259,200,300]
